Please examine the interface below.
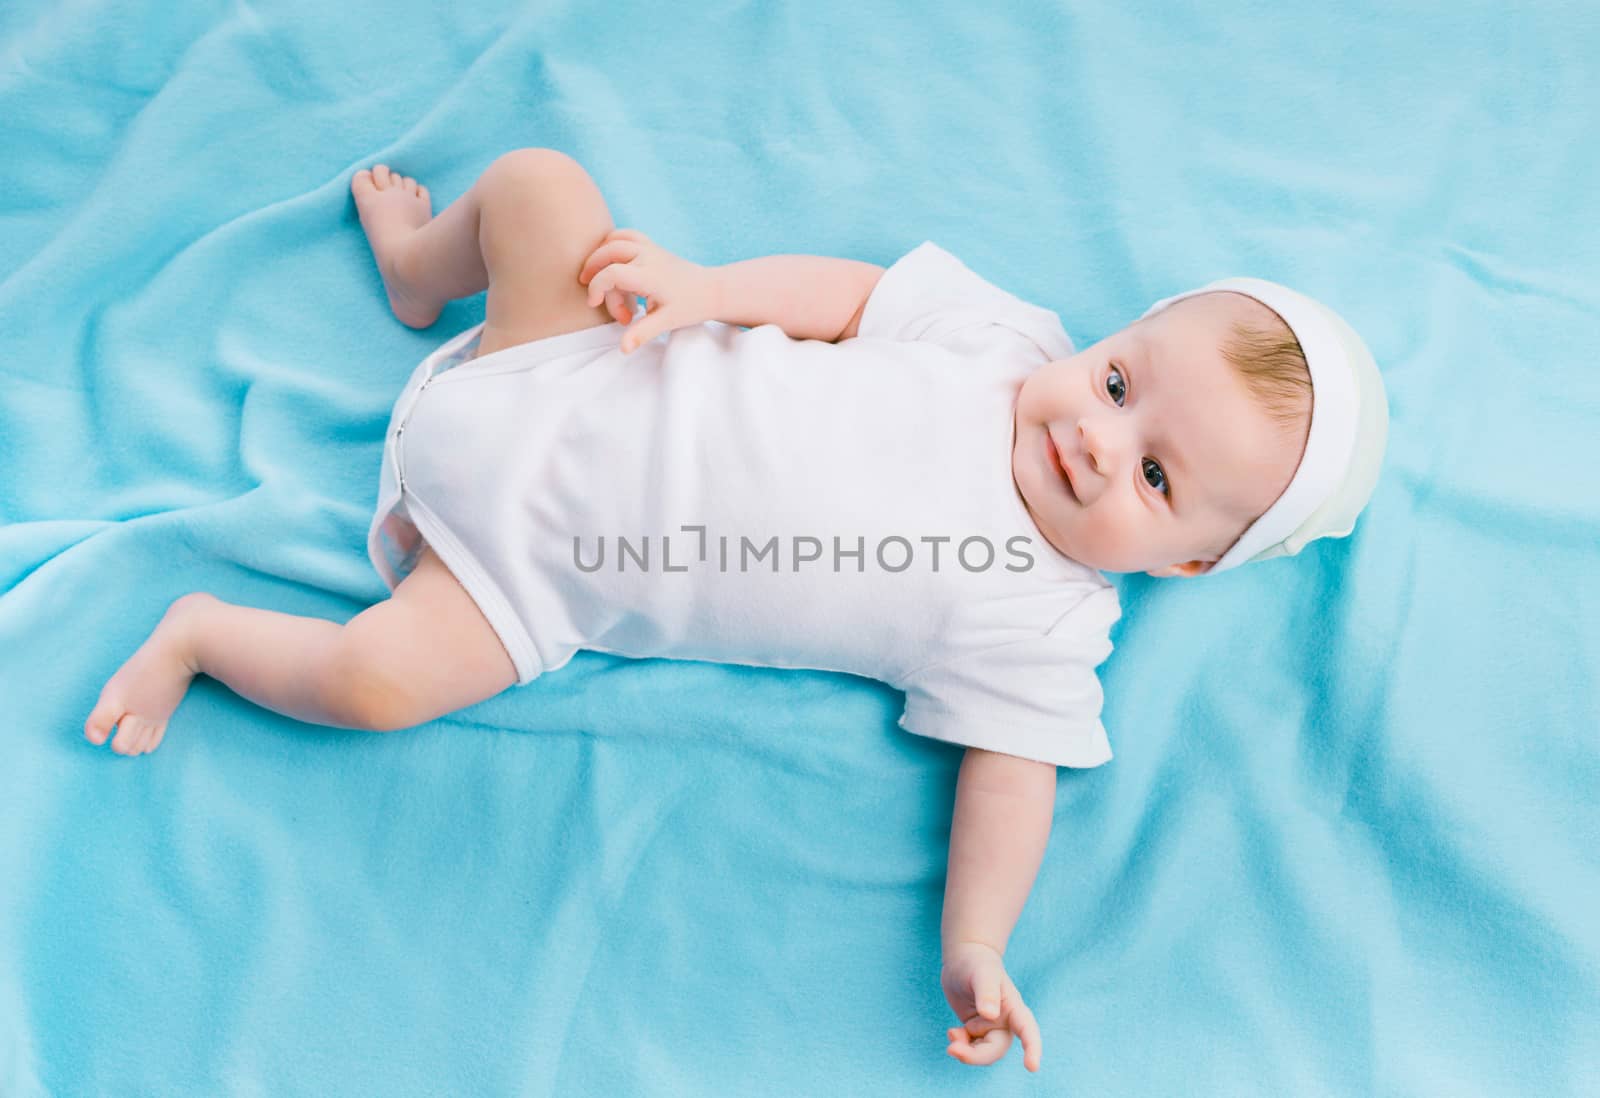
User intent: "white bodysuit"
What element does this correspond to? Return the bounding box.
[367,242,1122,767]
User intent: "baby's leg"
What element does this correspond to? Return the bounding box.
[84,546,517,755]
[351,148,620,355]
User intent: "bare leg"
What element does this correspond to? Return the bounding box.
[350,150,622,350]
[351,165,486,327]
[85,547,517,756]
[178,598,352,727]
[84,594,350,756]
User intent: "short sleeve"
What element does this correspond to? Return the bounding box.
[857,241,1076,362]
[896,584,1120,768]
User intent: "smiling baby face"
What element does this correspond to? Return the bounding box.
[1012,292,1311,577]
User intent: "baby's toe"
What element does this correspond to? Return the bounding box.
[374,164,394,187]
[352,169,374,196]
[111,717,147,755]
[123,719,152,755]
[131,720,165,756]
[85,700,122,746]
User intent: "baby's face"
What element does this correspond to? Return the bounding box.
[1012,292,1304,576]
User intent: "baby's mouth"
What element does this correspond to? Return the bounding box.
[1046,429,1077,501]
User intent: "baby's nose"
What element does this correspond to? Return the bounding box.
[1079,421,1109,474]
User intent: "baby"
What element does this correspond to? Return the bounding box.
[83,148,1389,1074]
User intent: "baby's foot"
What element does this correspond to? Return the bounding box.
[84,593,214,757]
[351,164,442,329]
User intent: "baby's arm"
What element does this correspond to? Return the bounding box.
[940,746,1056,1072]
[711,254,885,342]
[580,230,883,349]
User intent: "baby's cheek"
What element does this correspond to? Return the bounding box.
[1078,507,1150,571]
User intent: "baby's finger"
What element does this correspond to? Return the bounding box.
[963,1027,1013,1066]
[604,288,633,325]
[1008,1001,1043,1072]
[970,968,1003,1021]
[578,240,639,285]
[587,262,646,305]
[620,306,674,354]
[946,1028,975,1063]
[605,227,649,244]
[576,243,608,285]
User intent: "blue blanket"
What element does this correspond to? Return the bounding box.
[3,2,1595,1094]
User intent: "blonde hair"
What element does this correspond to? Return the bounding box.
[1219,316,1313,440]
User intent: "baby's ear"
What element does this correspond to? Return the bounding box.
[1145,559,1213,579]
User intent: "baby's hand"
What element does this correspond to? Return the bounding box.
[940,941,1043,1072]
[577,229,720,354]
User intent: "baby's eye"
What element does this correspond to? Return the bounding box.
[1106,367,1126,407]
[1142,457,1169,497]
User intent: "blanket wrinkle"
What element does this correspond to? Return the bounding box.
[1435,240,1599,310]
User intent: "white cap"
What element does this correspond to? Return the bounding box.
[1139,278,1390,575]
